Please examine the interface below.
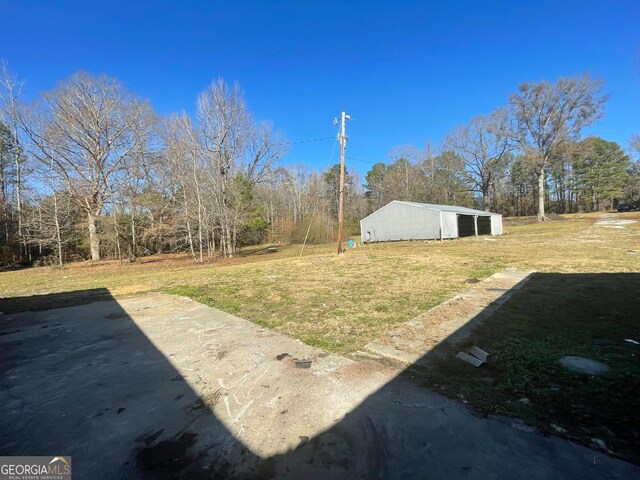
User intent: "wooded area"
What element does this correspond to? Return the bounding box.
[1,64,638,265]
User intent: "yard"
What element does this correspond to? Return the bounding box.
[1,212,638,353]
[1,211,639,465]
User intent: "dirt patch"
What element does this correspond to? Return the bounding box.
[595,219,638,228]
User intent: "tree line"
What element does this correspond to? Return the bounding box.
[0,63,638,266]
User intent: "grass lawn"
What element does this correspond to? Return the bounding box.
[0,212,638,353]
[1,211,639,463]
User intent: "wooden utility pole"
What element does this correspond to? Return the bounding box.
[336,111,350,255]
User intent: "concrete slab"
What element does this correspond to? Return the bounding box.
[364,269,533,365]
[1,292,638,479]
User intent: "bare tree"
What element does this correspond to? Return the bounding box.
[0,62,25,254]
[24,189,71,266]
[445,109,511,210]
[21,72,155,259]
[197,80,248,257]
[163,113,206,262]
[196,79,284,257]
[508,74,606,221]
[630,135,640,155]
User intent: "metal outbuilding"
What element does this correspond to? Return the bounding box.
[360,201,503,243]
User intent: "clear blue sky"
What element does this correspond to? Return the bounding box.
[1,0,639,177]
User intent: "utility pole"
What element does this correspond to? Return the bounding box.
[336,111,350,255]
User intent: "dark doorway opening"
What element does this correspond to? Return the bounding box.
[457,214,475,237]
[477,216,492,235]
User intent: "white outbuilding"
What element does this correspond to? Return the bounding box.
[360,201,503,243]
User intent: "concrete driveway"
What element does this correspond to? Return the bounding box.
[1,292,638,479]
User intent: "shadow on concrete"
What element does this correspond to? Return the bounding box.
[0,289,114,314]
[0,289,263,479]
[1,276,639,479]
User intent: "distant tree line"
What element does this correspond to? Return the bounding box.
[365,76,638,219]
[0,62,638,266]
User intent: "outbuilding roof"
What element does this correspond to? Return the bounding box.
[394,201,501,216]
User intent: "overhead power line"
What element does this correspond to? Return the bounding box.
[327,135,339,168]
[347,156,378,167]
[274,135,335,147]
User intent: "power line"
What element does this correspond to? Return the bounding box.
[324,123,343,168]
[347,156,378,167]
[279,129,340,168]
[327,135,339,168]
[274,135,335,147]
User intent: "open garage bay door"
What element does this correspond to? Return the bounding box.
[477,216,492,235]
[457,214,475,237]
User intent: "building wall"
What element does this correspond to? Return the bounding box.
[361,203,445,242]
[491,215,503,235]
[360,202,503,243]
[441,212,458,238]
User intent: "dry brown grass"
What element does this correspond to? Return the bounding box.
[1,212,638,352]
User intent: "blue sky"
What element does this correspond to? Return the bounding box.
[1,0,639,177]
